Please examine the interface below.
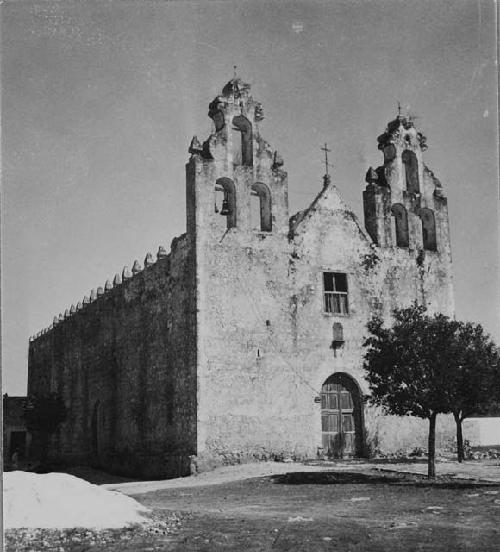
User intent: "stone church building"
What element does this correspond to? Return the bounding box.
[28,77,454,478]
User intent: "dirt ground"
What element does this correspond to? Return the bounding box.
[5,461,500,551]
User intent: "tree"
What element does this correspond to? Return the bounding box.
[23,392,68,464]
[363,304,461,478]
[444,322,500,462]
[364,305,500,475]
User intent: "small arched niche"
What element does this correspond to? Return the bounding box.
[232,115,253,167]
[391,203,409,248]
[419,208,437,251]
[402,149,419,193]
[215,177,237,229]
[251,182,272,232]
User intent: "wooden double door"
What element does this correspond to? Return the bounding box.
[321,378,359,458]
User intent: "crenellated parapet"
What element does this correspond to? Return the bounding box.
[29,242,181,343]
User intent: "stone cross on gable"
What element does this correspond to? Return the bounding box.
[321,143,332,176]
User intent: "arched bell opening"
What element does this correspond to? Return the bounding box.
[419,208,437,251]
[215,177,237,229]
[251,182,272,232]
[232,115,253,167]
[391,203,409,248]
[402,149,419,193]
[320,373,365,459]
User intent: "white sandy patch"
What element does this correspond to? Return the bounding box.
[4,471,150,529]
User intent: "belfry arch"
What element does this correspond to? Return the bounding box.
[251,182,272,231]
[391,203,409,247]
[215,177,237,229]
[320,373,365,458]
[419,208,437,251]
[402,149,419,193]
[232,115,253,166]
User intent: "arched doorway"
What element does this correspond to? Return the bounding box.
[321,373,364,458]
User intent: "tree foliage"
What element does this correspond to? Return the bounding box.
[445,322,500,419]
[364,305,456,418]
[441,321,500,461]
[363,304,500,476]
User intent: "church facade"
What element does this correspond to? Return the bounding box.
[28,78,454,478]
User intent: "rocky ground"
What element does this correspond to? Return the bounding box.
[5,459,500,551]
[5,511,184,552]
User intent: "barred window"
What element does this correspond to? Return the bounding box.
[323,272,349,314]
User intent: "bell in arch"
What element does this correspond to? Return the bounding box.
[220,194,230,216]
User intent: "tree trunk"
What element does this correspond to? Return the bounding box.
[427,413,437,478]
[454,412,464,463]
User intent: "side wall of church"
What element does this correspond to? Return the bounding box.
[28,235,197,478]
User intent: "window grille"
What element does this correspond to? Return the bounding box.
[323,272,349,314]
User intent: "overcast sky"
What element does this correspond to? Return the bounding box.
[3,0,499,395]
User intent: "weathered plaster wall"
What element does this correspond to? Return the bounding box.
[186,152,296,466]
[197,229,296,465]
[464,418,500,447]
[284,180,453,457]
[28,236,197,478]
[187,83,455,467]
[193,174,455,464]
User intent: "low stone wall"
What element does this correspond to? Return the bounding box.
[464,418,500,448]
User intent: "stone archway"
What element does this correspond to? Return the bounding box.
[321,373,364,458]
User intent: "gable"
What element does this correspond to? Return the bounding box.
[290,180,372,263]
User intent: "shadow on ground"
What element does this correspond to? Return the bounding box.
[306,457,429,465]
[270,470,500,489]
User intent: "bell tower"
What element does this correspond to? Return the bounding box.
[185,78,293,458]
[363,112,450,255]
[185,76,289,239]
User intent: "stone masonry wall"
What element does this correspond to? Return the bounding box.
[28,235,197,478]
